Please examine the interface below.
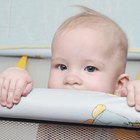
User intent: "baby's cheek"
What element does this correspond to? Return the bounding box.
[48,79,56,88]
[48,77,61,89]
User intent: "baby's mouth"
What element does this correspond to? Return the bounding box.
[64,85,85,90]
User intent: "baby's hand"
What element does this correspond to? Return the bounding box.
[121,80,140,112]
[0,67,33,108]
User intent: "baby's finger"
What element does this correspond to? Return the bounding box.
[13,80,26,104]
[134,88,140,111]
[0,77,4,105]
[6,80,16,108]
[22,82,33,96]
[126,84,135,107]
[0,79,10,107]
[0,77,4,96]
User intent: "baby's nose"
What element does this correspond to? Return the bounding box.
[63,74,82,85]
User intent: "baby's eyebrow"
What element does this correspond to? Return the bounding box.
[84,59,105,68]
[51,57,66,63]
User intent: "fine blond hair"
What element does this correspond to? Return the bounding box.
[52,6,128,73]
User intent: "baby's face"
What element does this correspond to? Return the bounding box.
[48,28,120,94]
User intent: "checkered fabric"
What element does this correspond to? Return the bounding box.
[0,119,139,140]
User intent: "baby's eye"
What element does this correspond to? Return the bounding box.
[84,66,97,72]
[58,64,67,71]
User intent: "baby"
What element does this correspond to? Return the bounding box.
[0,7,140,111]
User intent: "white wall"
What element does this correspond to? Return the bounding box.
[0,0,140,48]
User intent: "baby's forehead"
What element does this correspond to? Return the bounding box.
[56,22,119,45]
[53,26,118,54]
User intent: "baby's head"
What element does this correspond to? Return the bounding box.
[48,6,129,94]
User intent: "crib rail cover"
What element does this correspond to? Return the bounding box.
[0,88,139,128]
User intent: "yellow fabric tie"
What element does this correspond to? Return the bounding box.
[137,73,140,80]
[16,55,28,69]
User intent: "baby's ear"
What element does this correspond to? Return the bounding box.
[114,74,130,96]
